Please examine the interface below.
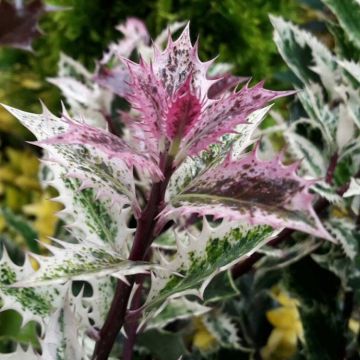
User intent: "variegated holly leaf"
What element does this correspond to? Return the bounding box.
[285,131,327,177]
[201,312,240,350]
[167,105,273,198]
[125,24,293,160]
[166,150,331,240]
[297,85,337,145]
[271,16,337,90]
[48,54,113,129]
[311,181,343,204]
[338,60,360,87]
[41,294,83,360]
[325,219,358,260]
[142,220,274,322]
[14,240,154,287]
[147,298,210,330]
[0,0,59,51]
[0,247,65,329]
[1,104,156,216]
[322,0,360,49]
[344,177,360,197]
[43,162,133,253]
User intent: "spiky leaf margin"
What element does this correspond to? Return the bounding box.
[166,150,331,240]
[142,220,274,324]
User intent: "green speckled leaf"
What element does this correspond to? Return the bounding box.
[0,248,64,328]
[44,162,133,254]
[15,240,153,287]
[147,298,210,330]
[143,221,274,322]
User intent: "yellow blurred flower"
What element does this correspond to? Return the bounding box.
[192,317,218,352]
[261,288,303,360]
[23,193,62,243]
[0,148,40,211]
[349,319,360,334]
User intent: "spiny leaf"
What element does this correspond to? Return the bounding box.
[15,240,153,287]
[48,53,113,129]
[167,149,331,240]
[147,298,210,330]
[201,312,240,350]
[168,105,273,198]
[324,219,358,260]
[37,115,161,180]
[43,162,133,253]
[184,82,293,158]
[0,247,64,329]
[125,24,292,159]
[143,221,274,322]
[311,181,342,204]
[2,104,141,214]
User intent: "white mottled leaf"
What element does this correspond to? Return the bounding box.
[325,219,358,260]
[143,220,274,323]
[15,240,153,287]
[286,131,327,177]
[147,298,210,330]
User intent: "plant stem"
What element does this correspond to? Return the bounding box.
[122,277,144,360]
[92,154,174,360]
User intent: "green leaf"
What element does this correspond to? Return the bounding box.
[0,208,39,254]
[322,0,360,49]
[138,329,188,360]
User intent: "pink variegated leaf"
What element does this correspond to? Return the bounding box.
[125,58,169,146]
[165,149,332,240]
[94,65,131,97]
[208,74,249,99]
[101,17,150,64]
[1,104,141,215]
[166,75,202,140]
[183,82,295,157]
[153,23,215,98]
[36,116,162,180]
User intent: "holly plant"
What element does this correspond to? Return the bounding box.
[0,17,343,360]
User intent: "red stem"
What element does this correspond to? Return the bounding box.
[92,154,174,360]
